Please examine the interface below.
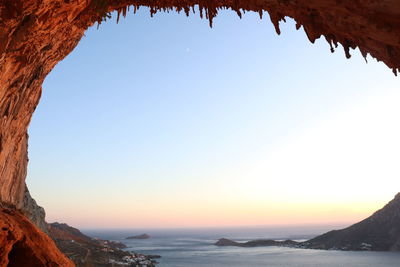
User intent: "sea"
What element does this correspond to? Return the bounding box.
[84,225,400,267]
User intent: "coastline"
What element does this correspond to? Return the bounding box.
[103,228,400,267]
[48,223,158,266]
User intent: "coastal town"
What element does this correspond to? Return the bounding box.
[48,223,159,266]
[109,254,158,266]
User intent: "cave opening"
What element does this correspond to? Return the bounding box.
[25,7,399,229]
[8,240,43,267]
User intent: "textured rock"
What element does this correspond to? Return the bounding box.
[0,0,400,265]
[0,208,73,267]
[21,186,48,234]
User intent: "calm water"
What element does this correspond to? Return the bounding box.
[84,226,400,267]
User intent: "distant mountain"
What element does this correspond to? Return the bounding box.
[306,193,400,251]
[215,193,400,251]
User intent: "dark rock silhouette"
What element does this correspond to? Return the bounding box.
[216,193,400,252]
[306,193,400,251]
[215,238,298,247]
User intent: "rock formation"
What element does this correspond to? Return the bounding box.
[0,0,400,265]
[306,193,400,251]
[0,208,73,267]
[21,186,48,233]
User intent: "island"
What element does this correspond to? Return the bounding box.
[215,238,300,248]
[126,233,151,240]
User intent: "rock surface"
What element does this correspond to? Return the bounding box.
[0,208,73,267]
[1,0,400,265]
[21,186,48,233]
[306,193,400,251]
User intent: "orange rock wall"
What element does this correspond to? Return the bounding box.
[0,0,399,265]
[0,208,73,267]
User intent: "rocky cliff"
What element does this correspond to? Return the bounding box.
[21,186,48,234]
[1,0,400,265]
[216,193,400,252]
[0,208,73,267]
[306,193,400,251]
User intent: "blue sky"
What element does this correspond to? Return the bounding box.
[27,8,400,228]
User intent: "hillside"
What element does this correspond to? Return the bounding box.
[48,222,156,266]
[215,193,400,251]
[306,193,400,251]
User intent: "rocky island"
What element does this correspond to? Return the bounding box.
[126,234,150,240]
[215,238,299,248]
[216,193,400,252]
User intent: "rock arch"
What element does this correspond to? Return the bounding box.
[0,0,399,265]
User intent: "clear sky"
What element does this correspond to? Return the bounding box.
[27,7,400,229]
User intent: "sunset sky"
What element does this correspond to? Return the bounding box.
[27,8,400,228]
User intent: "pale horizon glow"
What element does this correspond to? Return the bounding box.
[27,8,400,229]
